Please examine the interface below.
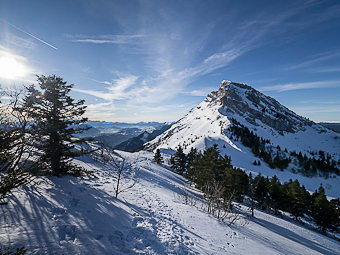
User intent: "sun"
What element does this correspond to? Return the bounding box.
[0,52,30,80]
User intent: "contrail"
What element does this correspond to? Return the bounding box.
[6,21,58,50]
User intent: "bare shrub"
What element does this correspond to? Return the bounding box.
[176,183,198,206]
[0,89,34,203]
[97,144,138,198]
[200,180,245,225]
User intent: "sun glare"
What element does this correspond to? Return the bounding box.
[0,52,30,80]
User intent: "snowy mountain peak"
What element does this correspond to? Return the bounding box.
[145,80,340,197]
[207,80,313,134]
[146,80,336,153]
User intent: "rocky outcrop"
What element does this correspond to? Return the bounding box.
[213,81,313,133]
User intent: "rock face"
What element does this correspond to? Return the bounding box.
[214,80,313,134]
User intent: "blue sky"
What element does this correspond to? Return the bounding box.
[0,0,339,122]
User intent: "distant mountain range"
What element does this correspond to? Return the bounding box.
[114,124,171,152]
[85,121,167,135]
[78,120,171,148]
[320,122,340,133]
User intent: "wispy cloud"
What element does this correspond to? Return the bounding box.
[288,50,340,70]
[69,34,145,44]
[2,32,36,50]
[260,80,340,92]
[310,66,340,73]
[75,2,306,108]
[74,75,138,101]
[90,79,111,85]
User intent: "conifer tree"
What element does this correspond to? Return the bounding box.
[268,175,282,214]
[170,145,187,175]
[311,185,339,232]
[153,149,163,164]
[185,147,198,181]
[286,179,306,220]
[23,75,90,176]
[253,174,269,209]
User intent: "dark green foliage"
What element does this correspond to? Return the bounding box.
[253,174,269,209]
[153,149,163,164]
[172,145,246,201]
[194,145,227,188]
[223,166,249,202]
[185,147,198,181]
[267,175,282,214]
[285,179,307,220]
[228,119,290,171]
[170,145,187,175]
[23,75,91,176]
[311,185,340,233]
[229,118,339,177]
[169,144,340,233]
[296,152,340,177]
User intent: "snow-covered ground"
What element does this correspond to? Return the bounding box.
[1,151,339,254]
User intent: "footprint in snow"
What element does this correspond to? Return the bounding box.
[58,224,76,242]
[109,230,127,252]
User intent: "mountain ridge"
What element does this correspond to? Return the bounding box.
[145,80,340,197]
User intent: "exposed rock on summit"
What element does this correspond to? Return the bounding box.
[208,80,312,133]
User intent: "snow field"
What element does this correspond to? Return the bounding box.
[0,151,339,254]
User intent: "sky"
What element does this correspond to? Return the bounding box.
[0,0,339,123]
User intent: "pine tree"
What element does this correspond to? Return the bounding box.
[311,185,339,233]
[253,174,269,210]
[23,75,91,176]
[185,147,198,181]
[286,179,306,220]
[224,167,248,202]
[153,149,163,164]
[170,145,187,175]
[268,175,282,214]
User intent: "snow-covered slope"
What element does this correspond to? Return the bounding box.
[1,152,339,254]
[145,81,340,197]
